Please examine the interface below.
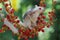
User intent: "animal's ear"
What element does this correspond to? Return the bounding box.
[35,5,38,8]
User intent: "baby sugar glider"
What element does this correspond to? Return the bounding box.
[23,5,45,29]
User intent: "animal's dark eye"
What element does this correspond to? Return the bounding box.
[39,8,41,10]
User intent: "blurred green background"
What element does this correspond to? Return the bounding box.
[0,0,60,40]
